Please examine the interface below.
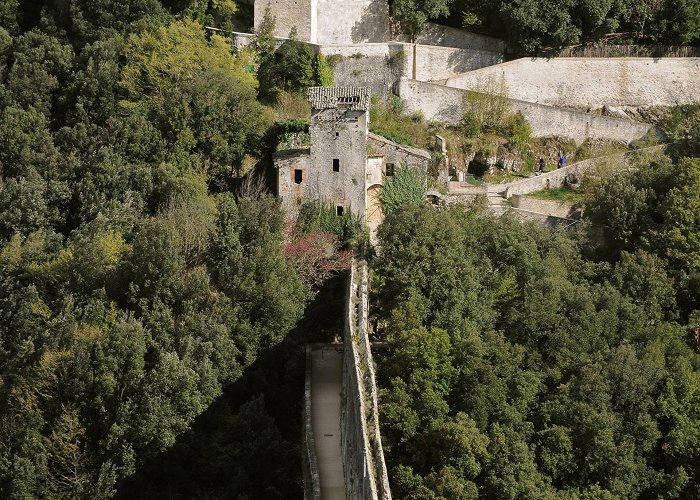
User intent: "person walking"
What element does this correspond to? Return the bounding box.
[558,154,566,169]
[539,157,545,174]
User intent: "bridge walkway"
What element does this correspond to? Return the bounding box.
[310,344,346,499]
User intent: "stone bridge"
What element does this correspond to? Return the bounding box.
[304,257,391,499]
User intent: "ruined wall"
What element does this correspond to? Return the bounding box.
[303,346,322,499]
[315,0,390,43]
[367,133,431,170]
[342,258,392,500]
[445,57,700,109]
[397,78,651,143]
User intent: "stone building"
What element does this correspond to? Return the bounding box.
[274,86,430,231]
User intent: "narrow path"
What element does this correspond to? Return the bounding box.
[310,345,346,499]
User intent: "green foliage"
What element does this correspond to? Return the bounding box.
[297,200,361,246]
[380,164,427,215]
[392,0,454,36]
[462,77,511,136]
[373,201,700,498]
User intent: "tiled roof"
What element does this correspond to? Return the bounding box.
[367,132,432,159]
[307,86,371,111]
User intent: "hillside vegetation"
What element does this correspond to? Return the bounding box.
[371,119,700,498]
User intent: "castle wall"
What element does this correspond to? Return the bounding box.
[445,57,700,109]
[398,78,651,143]
[275,149,311,216]
[254,0,314,40]
[395,22,506,53]
[320,43,501,98]
[315,0,390,44]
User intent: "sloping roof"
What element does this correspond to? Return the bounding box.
[367,132,432,160]
[307,86,371,111]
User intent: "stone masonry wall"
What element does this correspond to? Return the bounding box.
[316,0,390,44]
[254,0,314,41]
[309,106,368,219]
[397,78,651,143]
[321,43,501,97]
[510,195,577,218]
[395,22,506,53]
[342,258,392,499]
[445,57,700,109]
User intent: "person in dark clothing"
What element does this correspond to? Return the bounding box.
[558,154,566,168]
[539,157,545,173]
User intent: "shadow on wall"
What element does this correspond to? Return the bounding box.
[350,0,391,43]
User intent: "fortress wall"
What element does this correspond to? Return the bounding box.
[412,44,503,81]
[316,0,390,44]
[395,22,506,53]
[322,43,501,97]
[398,78,651,143]
[445,57,700,109]
[254,0,314,40]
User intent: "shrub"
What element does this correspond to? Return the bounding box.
[380,163,427,215]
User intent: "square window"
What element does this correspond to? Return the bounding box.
[386,163,395,176]
[332,159,340,172]
[294,169,303,184]
[335,131,339,137]
[336,206,344,216]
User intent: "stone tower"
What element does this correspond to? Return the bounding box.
[306,86,371,219]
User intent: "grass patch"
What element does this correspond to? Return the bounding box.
[528,187,586,204]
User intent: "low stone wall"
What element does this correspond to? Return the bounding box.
[502,146,664,197]
[510,195,577,218]
[303,345,322,499]
[342,258,392,500]
[397,78,651,143]
[445,57,700,109]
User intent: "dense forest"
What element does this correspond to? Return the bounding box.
[371,115,700,498]
[392,0,700,52]
[0,0,344,498]
[1,0,700,498]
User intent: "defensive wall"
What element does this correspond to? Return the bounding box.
[228,31,502,97]
[395,22,506,53]
[397,78,651,143]
[445,57,700,109]
[342,257,392,499]
[255,0,390,44]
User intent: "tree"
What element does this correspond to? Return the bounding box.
[392,0,454,38]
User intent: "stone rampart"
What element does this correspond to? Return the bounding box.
[316,0,390,44]
[342,258,392,500]
[395,22,506,53]
[445,57,700,109]
[321,43,501,97]
[397,78,651,143]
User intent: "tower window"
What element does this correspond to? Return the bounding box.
[294,169,303,184]
[386,163,395,176]
[332,159,340,172]
[336,206,344,216]
[335,131,339,137]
